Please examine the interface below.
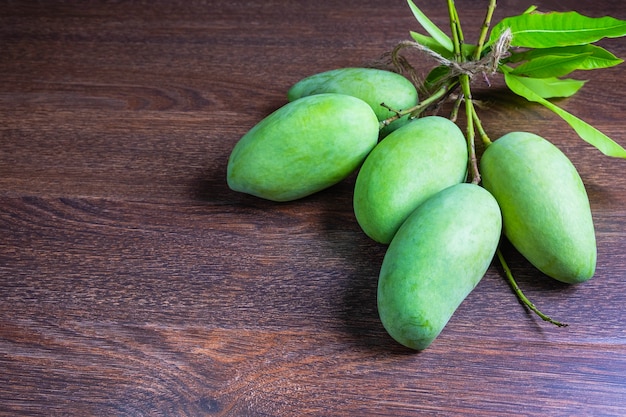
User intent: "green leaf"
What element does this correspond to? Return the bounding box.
[461,43,477,60]
[510,53,592,78]
[508,45,624,70]
[424,65,451,90]
[410,31,477,61]
[410,31,454,58]
[504,72,626,158]
[407,0,454,52]
[500,74,586,98]
[490,11,626,48]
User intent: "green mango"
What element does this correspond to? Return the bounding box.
[287,67,418,127]
[227,93,379,202]
[353,116,468,244]
[378,183,502,351]
[480,132,596,284]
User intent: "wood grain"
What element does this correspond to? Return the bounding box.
[1,1,625,416]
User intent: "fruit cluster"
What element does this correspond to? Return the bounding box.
[226,0,626,350]
[226,66,597,350]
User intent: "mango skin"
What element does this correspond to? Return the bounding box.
[287,67,418,124]
[353,116,468,244]
[227,93,379,202]
[480,132,596,284]
[378,183,502,351]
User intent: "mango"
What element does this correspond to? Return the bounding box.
[353,116,468,244]
[227,93,379,202]
[480,132,596,284]
[287,67,418,128]
[378,183,502,350]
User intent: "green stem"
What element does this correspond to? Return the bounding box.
[448,0,481,183]
[472,107,492,147]
[452,7,465,54]
[459,75,480,184]
[467,0,496,150]
[447,0,463,61]
[450,93,463,123]
[496,249,569,327]
[379,82,455,129]
[474,0,497,61]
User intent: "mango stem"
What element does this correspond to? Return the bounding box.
[449,94,463,122]
[379,82,453,129]
[496,248,569,327]
[474,0,497,62]
[471,106,492,147]
[447,0,464,62]
[459,75,481,184]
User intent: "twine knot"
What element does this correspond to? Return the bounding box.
[391,28,512,81]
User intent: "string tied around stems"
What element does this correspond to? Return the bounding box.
[390,28,512,85]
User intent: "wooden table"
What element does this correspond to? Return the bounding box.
[1,1,625,415]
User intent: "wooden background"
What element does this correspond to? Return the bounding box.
[1,1,625,415]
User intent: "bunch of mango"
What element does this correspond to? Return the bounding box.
[226,67,596,350]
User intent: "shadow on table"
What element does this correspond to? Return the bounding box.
[313,181,420,355]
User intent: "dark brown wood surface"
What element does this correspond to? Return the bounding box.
[1,1,625,416]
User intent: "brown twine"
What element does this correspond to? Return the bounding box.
[382,27,513,86]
